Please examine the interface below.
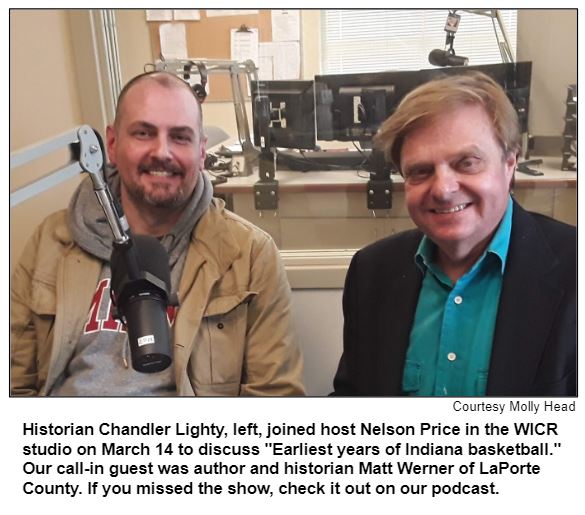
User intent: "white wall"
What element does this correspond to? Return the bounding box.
[10,10,84,269]
[517,10,577,137]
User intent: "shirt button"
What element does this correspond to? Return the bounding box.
[454,296,463,305]
[447,352,457,361]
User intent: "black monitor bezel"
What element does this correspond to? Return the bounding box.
[250,79,317,150]
[314,61,532,143]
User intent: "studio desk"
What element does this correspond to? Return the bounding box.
[213,156,576,288]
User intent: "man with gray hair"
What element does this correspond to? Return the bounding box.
[11,71,305,396]
[333,72,575,397]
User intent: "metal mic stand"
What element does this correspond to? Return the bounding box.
[11,125,131,245]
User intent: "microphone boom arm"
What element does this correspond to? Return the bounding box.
[11,125,129,245]
[461,9,515,63]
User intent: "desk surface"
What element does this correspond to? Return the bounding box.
[213,156,576,194]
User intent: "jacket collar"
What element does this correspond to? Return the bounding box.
[188,198,240,276]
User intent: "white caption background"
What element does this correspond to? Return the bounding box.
[3,397,582,514]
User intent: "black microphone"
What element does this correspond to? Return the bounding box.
[428,49,469,67]
[110,235,173,373]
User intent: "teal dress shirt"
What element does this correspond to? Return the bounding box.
[403,197,513,396]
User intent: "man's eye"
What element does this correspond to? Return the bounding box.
[457,157,482,173]
[133,129,151,139]
[405,168,432,183]
[173,133,192,143]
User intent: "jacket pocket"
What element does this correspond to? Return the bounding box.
[204,291,256,318]
[201,291,256,386]
[29,279,56,316]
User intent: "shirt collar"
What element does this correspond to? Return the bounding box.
[487,195,514,273]
[415,196,514,275]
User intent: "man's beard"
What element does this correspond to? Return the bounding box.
[125,180,188,209]
[126,158,193,209]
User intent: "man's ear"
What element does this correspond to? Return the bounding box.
[199,136,208,169]
[106,125,117,166]
[504,151,517,187]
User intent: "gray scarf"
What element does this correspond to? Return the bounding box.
[67,166,213,289]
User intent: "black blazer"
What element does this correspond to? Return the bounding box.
[333,202,576,396]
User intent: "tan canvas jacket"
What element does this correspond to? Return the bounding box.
[10,199,305,396]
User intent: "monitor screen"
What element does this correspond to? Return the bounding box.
[251,80,316,150]
[315,61,532,143]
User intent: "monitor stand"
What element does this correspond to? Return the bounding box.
[366,149,393,210]
[254,149,279,210]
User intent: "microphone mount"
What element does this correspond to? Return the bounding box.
[10,125,130,246]
[442,10,465,64]
[428,10,469,67]
[428,9,516,67]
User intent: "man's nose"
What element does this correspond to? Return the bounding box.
[430,165,459,198]
[151,135,172,160]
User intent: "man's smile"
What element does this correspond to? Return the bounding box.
[142,170,180,177]
[430,203,472,215]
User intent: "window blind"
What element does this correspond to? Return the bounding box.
[321,9,517,74]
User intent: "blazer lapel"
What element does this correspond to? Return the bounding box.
[373,233,423,395]
[380,263,423,394]
[487,204,564,395]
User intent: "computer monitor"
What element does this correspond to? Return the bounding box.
[251,80,316,150]
[315,71,408,144]
[423,61,532,134]
[315,61,532,143]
